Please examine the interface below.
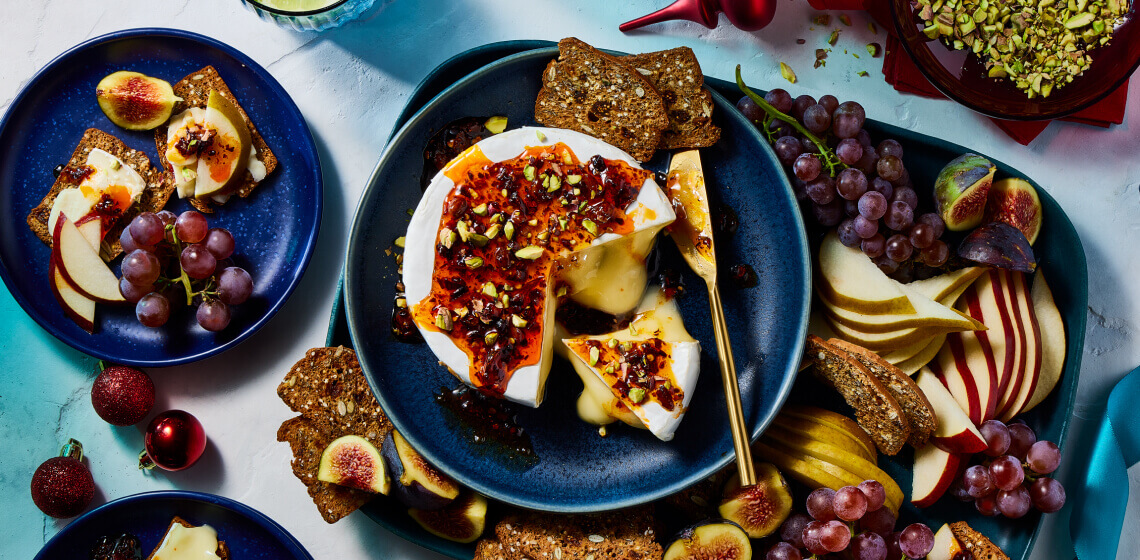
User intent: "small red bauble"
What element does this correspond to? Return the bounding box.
[91,365,155,426]
[140,410,206,471]
[31,439,94,518]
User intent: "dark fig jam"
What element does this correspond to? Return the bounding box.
[657,268,685,300]
[729,263,757,289]
[422,117,496,190]
[555,298,631,336]
[435,385,534,458]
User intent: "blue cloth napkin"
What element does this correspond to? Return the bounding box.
[1070,365,1140,559]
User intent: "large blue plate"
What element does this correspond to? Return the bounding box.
[34,490,313,560]
[343,47,811,512]
[0,28,322,366]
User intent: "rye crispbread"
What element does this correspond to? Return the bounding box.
[481,507,663,560]
[276,346,392,523]
[827,338,937,448]
[25,128,170,259]
[620,48,720,149]
[949,522,1009,560]
[145,516,230,560]
[804,335,909,455]
[154,65,276,213]
[535,38,669,162]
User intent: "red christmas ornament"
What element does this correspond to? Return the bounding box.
[140,410,206,471]
[91,364,155,426]
[620,0,778,32]
[31,439,95,518]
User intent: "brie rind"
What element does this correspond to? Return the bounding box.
[47,148,146,236]
[403,127,676,407]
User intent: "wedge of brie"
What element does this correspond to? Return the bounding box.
[47,148,146,239]
[562,287,701,441]
[403,127,676,407]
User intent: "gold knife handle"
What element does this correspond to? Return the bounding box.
[708,280,757,486]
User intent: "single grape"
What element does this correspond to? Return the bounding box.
[980,420,1012,456]
[921,240,950,267]
[204,228,236,260]
[766,542,802,560]
[897,523,934,559]
[975,493,999,516]
[806,487,838,521]
[876,155,904,182]
[890,186,918,210]
[791,178,809,202]
[832,101,866,139]
[859,506,895,536]
[891,167,911,188]
[217,267,253,305]
[855,129,873,147]
[1027,440,1060,474]
[794,153,823,182]
[180,244,218,280]
[850,532,887,560]
[813,200,845,227]
[1030,477,1066,513]
[781,513,812,548]
[119,277,153,303]
[121,249,161,286]
[883,200,914,231]
[157,210,177,242]
[838,218,862,247]
[818,94,839,115]
[997,486,1032,518]
[869,177,894,200]
[803,520,828,556]
[877,139,904,160]
[196,299,231,332]
[820,519,851,553]
[990,455,1026,491]
[885,234,913,262]
[1008,423,1037,459]
[800,134,821,154]
[862,234,886,258]
[916,213,946,238]
[873,254,899,274]
[136,292,170,327]
[802,104,832,134]
[949,478,973,502]
[837,168,869,200]
[775,136,804,166]
[834,485,869,521]
[769,120,796,139]
[129,212,165,246]
[805,177,836,205]
[858,480,886,512]
[175,211,209,244]
[964,464,996,498]
[792,95,817,121]
[119,227,153,254]
[764,89,794,114]
[736,96,764,123]
[885,532,903,560]
[909,223,935,249]
[853,214,879,239]
[859,191,888,221]
[836,138,864,166]
[845,198,861,217]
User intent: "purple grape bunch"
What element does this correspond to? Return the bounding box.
[953,419,1066,517]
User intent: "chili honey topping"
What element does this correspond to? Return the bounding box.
[570,338,684,412]
[413,142,653,395]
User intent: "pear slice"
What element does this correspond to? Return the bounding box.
[778,404,877,461]
[195,90,251,198]
[827,316,980,353]
[892,334,946,375]
[907,267,985,302]
[770,415,876,464]
[818,232,914,315]
[821,281,979,333]
[758,435,903,514]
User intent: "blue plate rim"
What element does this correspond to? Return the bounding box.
[343,45,810,512]
[33,489,314,560]
[0,27,323,367]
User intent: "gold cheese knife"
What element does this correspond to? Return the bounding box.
[665,149,756,486]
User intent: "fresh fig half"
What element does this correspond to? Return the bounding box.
[408,491,488,543]
[934,154,996,231]
[663,520,753,560]
[984,178,1042,244]
[317,435,390,494]
[95,71,178,131]
[717,463,793,538]
[957,222,1036,273]
[381,430,460,510]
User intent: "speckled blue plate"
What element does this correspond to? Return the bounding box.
[0,28,322,367]
[343,46,811,512]
[33,490,313,560]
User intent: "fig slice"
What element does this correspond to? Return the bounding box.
[95,71,178,131]
[408,491,488,543]
[984,178,1042,245]
[381,430,460,510]
[663,520,753,560]
[957,222,1036,273]
[717,463,793,538]
[934,154,995,231]
[317,435,390,494]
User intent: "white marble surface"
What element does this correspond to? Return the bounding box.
[1,1,1138,559]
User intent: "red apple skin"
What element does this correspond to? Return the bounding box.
[974,271,1013,421]
[52,216,125,304]
[48,255,95,333]
[911,443,964,508]
[992,269,1025,419]
[999,271,1042,421]
[932,431,988,455]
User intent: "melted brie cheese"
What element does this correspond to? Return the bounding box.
[403,127,676,407]
[48,148,145,235]
[166,107,266,198]
[151,523,220,560]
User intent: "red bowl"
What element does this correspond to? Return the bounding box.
[888,0,1139,120]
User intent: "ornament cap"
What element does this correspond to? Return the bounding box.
[61,438,84,462]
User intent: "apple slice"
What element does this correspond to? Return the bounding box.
[53,215,125,304]
[911,442,964,508]
[1022,270,1065,413]
[75,215,103,253]
[48,257,95,333]
[999,271,1042,420]
[917,367,987,454]
[926,523,964,560]
[992,269,1026,420]
[47,189,94,242]
[818,232,915,315]
[194,90,251,198]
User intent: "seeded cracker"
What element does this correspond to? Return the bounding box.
[277,416,374,523]
[154,65,277,213]
[949,522,1009,560]
[484,507,662,560]
[620,47,720,150]
[26,128,170,260]
[535,38,669,162]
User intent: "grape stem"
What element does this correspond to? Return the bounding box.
[734,65,847,177]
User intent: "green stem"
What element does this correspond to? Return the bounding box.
[170,229,194,306]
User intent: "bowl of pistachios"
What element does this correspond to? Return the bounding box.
[889,0,1139,120]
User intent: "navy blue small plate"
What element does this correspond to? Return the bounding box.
[343,47,811,512]
[0,28,322,367]
[34,490,313,560]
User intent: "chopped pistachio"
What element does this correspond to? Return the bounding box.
[779,62,797,84]
[523,165,536,181]
[393,236,406,248]
[582,219,598,236]
[566,174,582,184]
[439,227,456,249]
[535,130,547,142]
[588,346,600,366]
[515,245,544,259]
[485,224,501,239]
[485,331,499,345]
[456,220,471,242]
[467,232,489,247]
[435,310,452,331]
[482,282,498,297]
[607,338,618,348]
[464,256,484,269]
[828,30,840,46]
[504,221,515,240]
[484,116,508,134]
[511,314,528,328]
[472,203,488,216]
[628,388,647,404]
[867,42,882,57]
[857,70,869,77]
